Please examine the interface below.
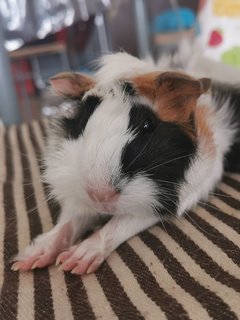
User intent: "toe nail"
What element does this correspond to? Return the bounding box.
[71,268,78,274]
[55,257,61,266]
[86,266,95,274]
[58,265,63,271]
[11,264,20,272]
[31,261,39,270]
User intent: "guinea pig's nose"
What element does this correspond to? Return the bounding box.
[87,186,120,203]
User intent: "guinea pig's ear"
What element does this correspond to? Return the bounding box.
[49,72,95,97]
[131,72,211,124]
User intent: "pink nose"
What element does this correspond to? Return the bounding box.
[87,186,119,203]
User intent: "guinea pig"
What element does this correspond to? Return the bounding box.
[12,52,240,275]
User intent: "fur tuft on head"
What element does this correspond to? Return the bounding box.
[95,52,156,86]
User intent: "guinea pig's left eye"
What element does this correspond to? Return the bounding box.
[141,119,155,133]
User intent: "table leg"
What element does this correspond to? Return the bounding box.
[0,19,21,124]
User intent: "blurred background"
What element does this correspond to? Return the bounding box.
[1,0,240,124]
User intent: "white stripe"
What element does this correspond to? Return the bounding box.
[9,126,35,320]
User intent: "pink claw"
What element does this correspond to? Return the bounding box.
[60,258,79,271]
[71,258,94,275]
[56,248,76,266]
[11,254,43,272]
[86,258,103,274]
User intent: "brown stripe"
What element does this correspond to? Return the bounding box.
[49,269,74,320]
[64,273,96,320]
[140,230,238,320]
[215,188,240,210]
[150,227,240,316]
[200,202,240,234]
[16,126,42,240]
[108,252,168,319]
[209,196,240,221]
[0,127,6,182]
[187,211,240,267]
[38,119,48,141]
[83,274,118,320]
[96,262,144,320]
[162,222,240,292]
[28,123,59,225]
[0,127,19,320]
[28,123,42,166]
[227,173,240,182]
[223,175,240,192]
[4,127,14,181]
[219,182,240,205]
[0,154,5,292]
[32,121,60,225]
[117,243,190,320]
[16,126,55,320]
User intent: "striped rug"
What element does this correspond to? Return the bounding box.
[0,120,239,320]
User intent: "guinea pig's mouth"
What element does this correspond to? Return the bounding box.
[100,202,118,214]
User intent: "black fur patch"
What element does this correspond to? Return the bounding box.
[62,95,102,139]
[121,104,196,216]
[121,82,136,96]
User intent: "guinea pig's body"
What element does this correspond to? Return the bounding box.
[12,53,240,274]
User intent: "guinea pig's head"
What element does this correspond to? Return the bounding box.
[45,70,211,217]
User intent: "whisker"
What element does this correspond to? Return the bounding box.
[182,210,221,238]
[143,153,194,174]
[124,130,156,171]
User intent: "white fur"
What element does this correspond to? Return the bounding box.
[44,84,159,219]
[96,52,155,86]
[177,93,237,215]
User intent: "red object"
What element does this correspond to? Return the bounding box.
[208,30,223,47]
[11,59,35,97]
[198,0,207,11]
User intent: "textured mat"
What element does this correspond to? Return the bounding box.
[0,120,239,320]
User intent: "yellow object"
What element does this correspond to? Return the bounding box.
[213,0,240,17]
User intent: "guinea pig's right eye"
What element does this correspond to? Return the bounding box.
[141,119,155,133]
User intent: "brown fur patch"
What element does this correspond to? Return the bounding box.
[131,71,211,139]
[130,72,160,101]
[50,72,95,97]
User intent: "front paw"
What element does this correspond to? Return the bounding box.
[56,230,111,275]
[12,248,57,272]
[12,223,73,272]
